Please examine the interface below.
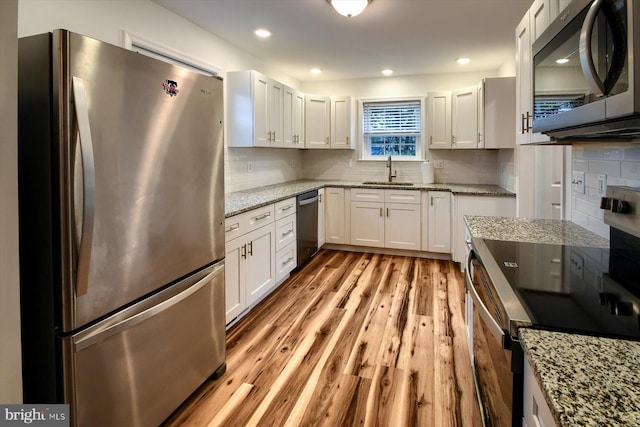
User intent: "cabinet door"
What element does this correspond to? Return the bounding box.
[529,0,550,43]
[325,187,345,244]
[477,82,484,149]
[385,203,421,250]
[427,91,452,149]
[305,95,331,149]
[245,224,276,307]
[350,202,385,248]
[451,86,478,149]
[283,85,297,148]
[318,188,326,248]
[331,96,353,149]
[427,191,451,253]
[483,77,516,149]
[269,80,284,147]
[293,90,305,147]
[225,236,246,324]
[253,73,270,147]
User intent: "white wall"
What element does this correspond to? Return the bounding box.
[570,144,640,238]
[1,0,22,403]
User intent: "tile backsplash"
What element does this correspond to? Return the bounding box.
[571,144,640,238]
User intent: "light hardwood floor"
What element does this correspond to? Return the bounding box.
[164,249,482,427]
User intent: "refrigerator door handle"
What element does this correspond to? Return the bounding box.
[74,262,224,351]
[72,76,96,297]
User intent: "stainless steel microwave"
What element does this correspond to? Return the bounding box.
[532,0,640,140]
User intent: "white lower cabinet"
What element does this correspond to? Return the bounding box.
[318,188,326,248]
[350,189,421,250]
[523,357,557,427]
[224,205,278,324]
[325,187,346,244]
[274,197,297,284]
[422,191,452,253]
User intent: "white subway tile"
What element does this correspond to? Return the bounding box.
[621,161,640,181]
[588,160,621,177]
[623,146,640,161]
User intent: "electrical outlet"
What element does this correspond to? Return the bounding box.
[434,160,444,169]
[597,174,607,196]
[571,171,585,194]
[247,161,253,173]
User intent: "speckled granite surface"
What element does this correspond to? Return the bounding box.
[520,328,640,426]
[225,180,514,217]
[464,215,610,247]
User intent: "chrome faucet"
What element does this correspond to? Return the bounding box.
[386,155,397,183]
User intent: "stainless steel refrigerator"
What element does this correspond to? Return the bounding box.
[18,30,226,427]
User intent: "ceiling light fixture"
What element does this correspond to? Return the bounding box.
[457,57,471,65]
[327,0,372,17]
[382,69,393,76]
[310,68,322,75]
[556,58,569,64]
[254,28,271,38]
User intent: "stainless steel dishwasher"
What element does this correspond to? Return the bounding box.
[296,189,319,267]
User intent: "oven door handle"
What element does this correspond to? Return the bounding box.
[465,250,507,346]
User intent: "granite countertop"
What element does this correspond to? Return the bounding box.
[464,215,610,247]
[520,329,640,426]
[225,180,514,217]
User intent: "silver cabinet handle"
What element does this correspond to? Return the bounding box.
[282,229,294,237]
[281,204,293,211]
[72,76,96,297]
[452,135,457,144]
[248,241,253,256]
[254,212,271,221]
[282,256,294,266]
[430,196,434,206]
[379,207,383,216]
[386,208,389,217]
[326,136,330,144]
[579,0,606,97]
[241,244,247,259]
[225,224,240,233]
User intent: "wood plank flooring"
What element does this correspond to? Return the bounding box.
[164,250,481,427]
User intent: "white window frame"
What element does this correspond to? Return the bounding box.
[122,30,222,76]
[358,97,426,161]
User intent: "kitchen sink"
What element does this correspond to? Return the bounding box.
[362,181,414,186]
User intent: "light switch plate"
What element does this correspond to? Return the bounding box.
[571,171,585,194]
[597,174,607,196]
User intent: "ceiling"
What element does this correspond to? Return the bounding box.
[154,0,532,82]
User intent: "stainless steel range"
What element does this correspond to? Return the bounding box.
[465,186,640,427]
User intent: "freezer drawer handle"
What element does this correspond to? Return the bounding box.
[72,76,97,297]
[74,263,223,351]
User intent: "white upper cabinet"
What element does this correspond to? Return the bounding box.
[482,77,516,149]
[427,91,452,149]
[305,95,331,149]
[227,70,284,148]
[283,85,305,148]
[331,96,355,149]
[451,85,479,149]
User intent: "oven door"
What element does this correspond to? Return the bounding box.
[465,250,523,427]
[532,0,631,134]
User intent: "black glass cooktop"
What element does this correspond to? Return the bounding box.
[482,239,640,340]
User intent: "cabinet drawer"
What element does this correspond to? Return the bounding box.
[350,188,384,202]
[245,205,275,233]
[275,214,297,251]
[275,197,296,221]
[225,204,276,242]
[224,215,245,242]
[384,189,420,204]
[275,241,297,283]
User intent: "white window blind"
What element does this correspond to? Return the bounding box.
[363,101,421,135]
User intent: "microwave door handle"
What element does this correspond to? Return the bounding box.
[72,76,96,297]
[465,251,506,346]
[579,0,606,97]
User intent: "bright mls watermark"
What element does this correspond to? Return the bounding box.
[0,405,69,426]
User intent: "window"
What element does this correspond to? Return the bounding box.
[362,99,423,160]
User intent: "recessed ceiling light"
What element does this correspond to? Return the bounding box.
[556,58,569,64]
[457,57,471,65]
[310,68,322,75]
[254,28,271,38]
[382,69,393,76]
